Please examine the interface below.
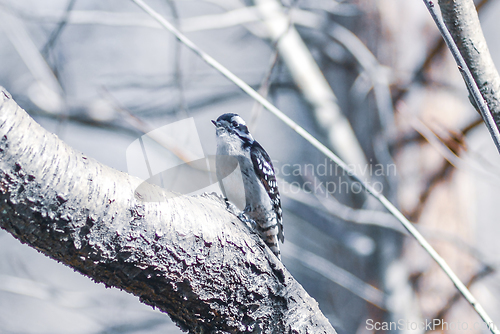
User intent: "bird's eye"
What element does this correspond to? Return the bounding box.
[232,121,238,127]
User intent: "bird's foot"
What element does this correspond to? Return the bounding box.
[237,212,258,231]
[223,198,257,231]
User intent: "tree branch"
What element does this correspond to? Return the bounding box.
[0,88,335,334]
[438,0,500,131]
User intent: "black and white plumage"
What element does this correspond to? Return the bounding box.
[212,113,284,260]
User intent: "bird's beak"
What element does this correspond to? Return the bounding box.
[211,120,218,127]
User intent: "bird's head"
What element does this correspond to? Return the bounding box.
[212,113,254,144]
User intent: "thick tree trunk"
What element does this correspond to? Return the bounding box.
[0,88,335,334]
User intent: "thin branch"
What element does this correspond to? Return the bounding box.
[462,117,484,135]
[423,0,500,155]
[401,115,500,221]
[404,120,465,222]
[249,49,280,132]
[130,1,499,330]
[424,266,495,333]
[165,0,189,118]
[393,117,482,150]
[393,114,497,221]
[396,103,500,185]
[41,0,77,56]
[408,159,453,222]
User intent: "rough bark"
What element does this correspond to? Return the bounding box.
[0,87,335,334]
[439,0,500,130]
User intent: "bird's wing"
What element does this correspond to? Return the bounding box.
[250,142,284,242]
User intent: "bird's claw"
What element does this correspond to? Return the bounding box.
[237,212,257,231]
[223,198,257,231]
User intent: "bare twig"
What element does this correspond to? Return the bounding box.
[165,0,188,118]
[406,120,466,222]
[397,103,500,184]
[393,117,482,150]
[408,159,453,222]
[41,0,77,56]
[249,49,280,132]
[462,117,484,135]
[130,0,499,330]
[401,115,500,220]
[424,266,495,333]
[394,113,497,222]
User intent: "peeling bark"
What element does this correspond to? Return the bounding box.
[0,88,335,334]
